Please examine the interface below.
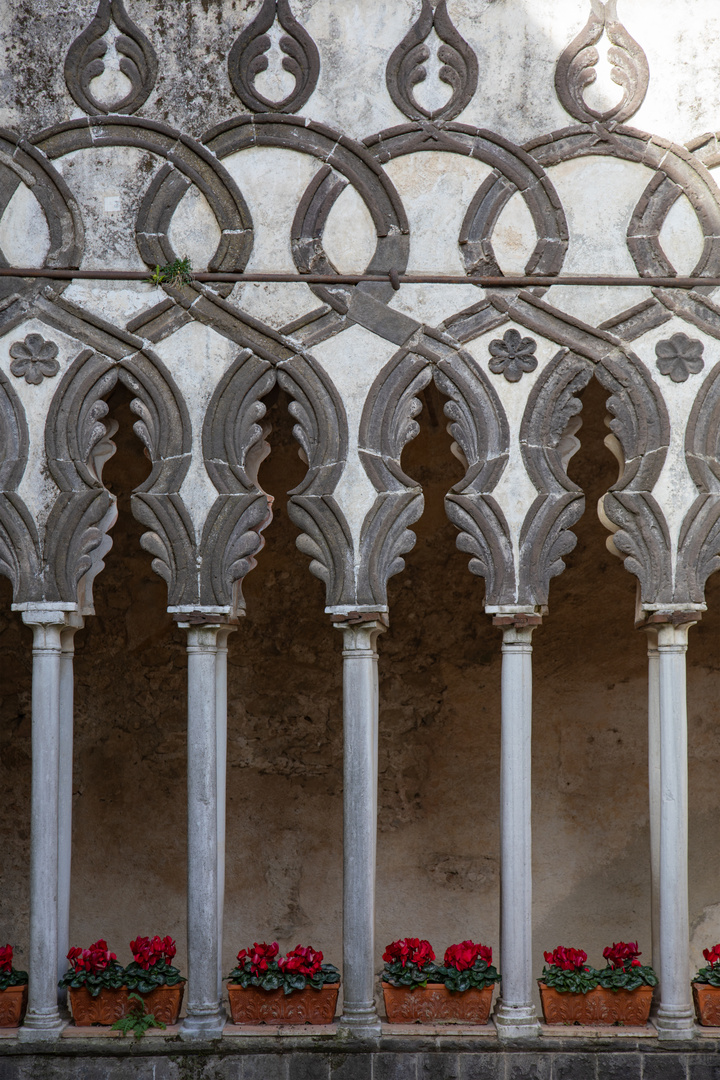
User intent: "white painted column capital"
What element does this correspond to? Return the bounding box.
[333,613,387,1038]
[648,614,697,1040]
[493,613,541,1040]
[19,606,78,1041]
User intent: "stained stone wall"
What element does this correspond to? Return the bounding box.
[2,0,720,1018]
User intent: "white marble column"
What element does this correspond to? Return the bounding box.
[179,621,226,1039]
[493,618,541,1039]
[655,617,696,1040]
[19,608,73,1040]
[57,617,83,1008]
[334,616,386,1037]
[215,625,235,1001]
[645,629,661,985]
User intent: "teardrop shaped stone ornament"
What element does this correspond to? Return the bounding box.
[555,0,649,125]
[386,0,478,122]
[228,0,320,114]
[64,0,158,115]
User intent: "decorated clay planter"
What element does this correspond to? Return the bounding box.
[382,983,494,1024]
[68,984,184,1026]
[693,983,720,1026]
[0,985,28,1027]
[227,983,339,1025]
[538,983,653,1026]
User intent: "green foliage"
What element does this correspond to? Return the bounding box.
[433,959,501,993]
[596,964,658,993]
[124,960,185,995]
[694,965,720,988]
[0,968,28,992]
[540,964,600,994]
[146,256,193,287]
[225,961,340,997]
[381,959,437,990]
[111,993,166,1039]
[58,960,126,998]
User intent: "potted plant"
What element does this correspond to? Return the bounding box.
[381,938,500,1024]
[59,939,127,1025]
[59,936,185,1026]
[226,941,340,1024]
[123,936,185,1024]
[539,942,657,1025]
[692,944,720,1025]
[0,944,28,1027]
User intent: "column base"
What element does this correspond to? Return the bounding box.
[179,1008,226,1040]
[655,1006,696,1041]
[493,1001,541,1040]
[338,1005,382,1041]
[18,1012,66,1041]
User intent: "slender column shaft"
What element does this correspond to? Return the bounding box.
[180,623,225,1039]
[336,619,385,1036]
[57,621,82,1005]
[20,614,68,1039]
[646,630,661,982]
[494,624,540,1039]
[215,626,235,1000]
[655,620,695,1040]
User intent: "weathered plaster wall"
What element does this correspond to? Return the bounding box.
[2,0,720,1018]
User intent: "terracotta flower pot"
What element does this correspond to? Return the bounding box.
[0,984,28,1027]
[227,983,339,1024]
[382,982,494,1024]
[538,982,653,1026]
[68,983,185,1026]
[68,986,130,1026]
[693,983,720,1026]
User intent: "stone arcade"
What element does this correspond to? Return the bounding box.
[3,0,720,1076]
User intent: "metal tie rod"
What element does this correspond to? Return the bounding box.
[1,269,720,287]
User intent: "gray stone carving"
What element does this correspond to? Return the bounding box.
[201,348,275,614]
[488,329,538,383]
[554,0,649,125]
[358,349,432,608]
[9,335,59,384]
[655,334,705,383]
[385,0,478,123]
[64,0,158,116]
[227,0,320,114]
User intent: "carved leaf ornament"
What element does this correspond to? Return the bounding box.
[64,0,158,115]
[555,0,649,125]
[386,0,478,122]
[228,0,320,114]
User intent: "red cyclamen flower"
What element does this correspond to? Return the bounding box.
[602,942,641,970]
[383,938,435,969]
[67,940,117,975]
[279,945,324,977]
[703,945,720,967]
[544,947,588,971]
[0,945,13,973]
[237,942,279,976]
[444,940,492,971]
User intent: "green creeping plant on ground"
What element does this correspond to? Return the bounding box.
[111,993,166,1039]
[146,256,193,287]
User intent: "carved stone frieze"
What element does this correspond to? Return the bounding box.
[227,0,320,115]
[63,0,158,116]
[554,0,649,126]
[385,0,478,123]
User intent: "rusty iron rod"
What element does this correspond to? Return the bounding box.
[1,268,719,287]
